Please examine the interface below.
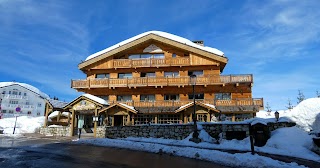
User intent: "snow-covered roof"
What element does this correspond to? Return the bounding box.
[85,31,224,61]
[119,103,137,112]
[204,103,216,109]
[0,82,49,98]
[82,94,109,105]
[48,111,70,118]
[47,99,68,109]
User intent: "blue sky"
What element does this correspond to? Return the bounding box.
[0,0,319,110]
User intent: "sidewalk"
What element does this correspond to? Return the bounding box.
[118,138,320,168]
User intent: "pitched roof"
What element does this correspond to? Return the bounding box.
[175,101,219,113]
[79,31,228,70]
[47,99,68,109]
[63,94,108,109]
[99,103,137,114]
[0,82,49,98]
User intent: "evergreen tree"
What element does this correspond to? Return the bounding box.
[297,90,305,104]
[265,102,271,116]
[286,98,293,111]
[317,90,320,98]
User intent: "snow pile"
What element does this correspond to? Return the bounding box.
[263,127,315,157]
[77,134,304,168]
[0,82,49,98]
[0,116,44,135]
[48,111,70,118]
[288,98,320,132]
[257,98,320,132]
[85,31,224,61]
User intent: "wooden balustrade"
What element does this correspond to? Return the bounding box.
[108,98,263,108]
[71,74,253,89]
[112,57,190,68]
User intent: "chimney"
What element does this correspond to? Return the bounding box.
[192,40,204,46]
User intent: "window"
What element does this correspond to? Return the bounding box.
[128,53,164,59]
[188,93,204,100]
[215,93,231,100]
[37,112,41,116]
[134,114,155,125]
[2,110,6,113]
[19,92,21,95]
[158,114,180,124]
[164,94,179,101]
[9,100,18,104]
[27,111,32,115]
[12,90,18,95]
[141,72,155,78]
[118,73,132,79]
[140,95,155,101]
[172,53,177,58]
[96,73,110,78]
[188,70,203,76]
[164,71,179,77]
[24,93,27,96]
[197,114,208,122]
[9,91,11,94]
[2,91,5,94]
[117,95,132,102]
[25,102,30,105]
[37,103,42,107]
[9,110,14,114]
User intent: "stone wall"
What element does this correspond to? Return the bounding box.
[40,126,71,136]
[100,122,296,140]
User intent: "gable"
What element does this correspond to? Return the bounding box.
[79,33,228,70]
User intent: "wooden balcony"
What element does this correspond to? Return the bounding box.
[109,98,264,109]
[112,57,190,68]
[71,74,253,89]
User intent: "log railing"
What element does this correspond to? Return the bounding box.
[112,57,190,68]
[71,74,252,89]
[107,98,263,108]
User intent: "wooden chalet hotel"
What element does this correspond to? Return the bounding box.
[69,31,263,130]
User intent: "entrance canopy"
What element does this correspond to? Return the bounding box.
[63,94,109,112]
[175,101,220,113]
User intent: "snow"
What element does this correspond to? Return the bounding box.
[0,116,44,135]
[118,103,136,112]
[48,111,70,118]
[178,102,193,110]
[205,103,216,109]
[0,82,49,98]
[85,31,224,61]
[82,94,109,105]
[257,98,320,132]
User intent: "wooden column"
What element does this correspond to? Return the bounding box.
[232,114,235,122]
[112,116,114,126]
[94,108,98,138]
[70,109,75,136]
[131,116,135,125]
[184,115,187,123]
[154,115,158,124]
[206,113,210,122]
[57,111,61,122]
[43,104,50,127]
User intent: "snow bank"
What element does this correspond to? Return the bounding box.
[256,98,320,132]
[0,116,44,135]
[288,98,320,132]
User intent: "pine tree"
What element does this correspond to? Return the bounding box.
[297,90,305,104]
[286,98,293,111]
[265,102,272,116]
[317,90,320,98]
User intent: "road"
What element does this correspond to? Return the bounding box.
[0,135,230,168]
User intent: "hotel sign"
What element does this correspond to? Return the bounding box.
[73,100,96,111]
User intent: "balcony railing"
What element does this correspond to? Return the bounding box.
[108,98,263,108]
[71,74,253,89]
[112,57,190,68]
[3,95,28,99]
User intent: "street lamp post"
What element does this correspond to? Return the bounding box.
[189,74,201,143]
[274,111,279,122]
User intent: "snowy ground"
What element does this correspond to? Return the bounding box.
[1,98,320,167]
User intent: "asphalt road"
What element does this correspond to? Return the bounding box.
[0,135,230,168]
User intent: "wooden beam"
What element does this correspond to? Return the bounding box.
[94,108,98,138]
[70,109,75,137]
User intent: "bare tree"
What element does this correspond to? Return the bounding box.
[286,98,293,111]
[297,90,305,104]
